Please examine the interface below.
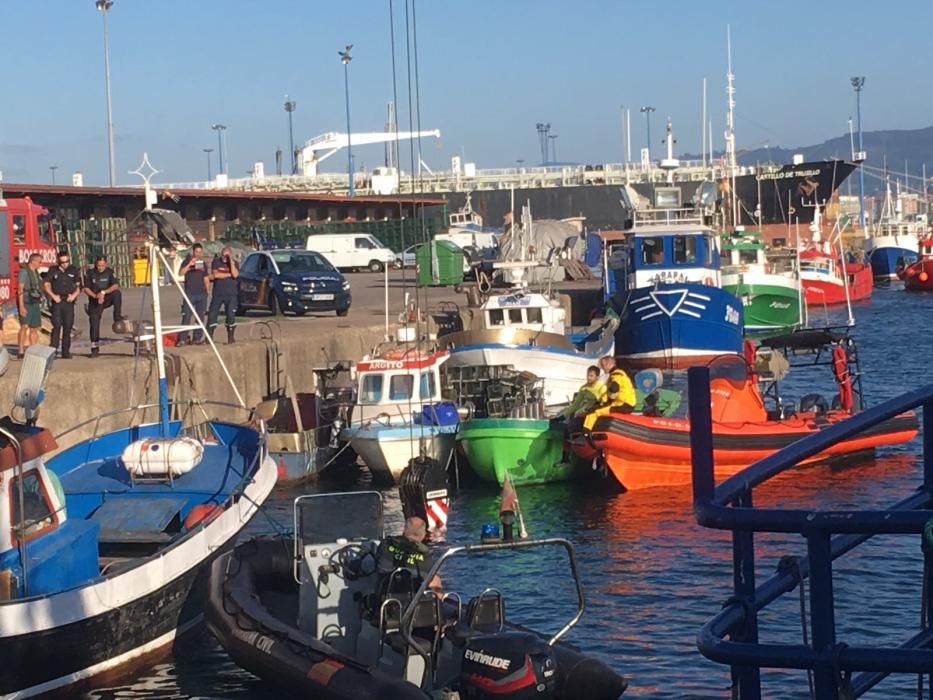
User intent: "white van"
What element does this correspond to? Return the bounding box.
[305,233,397,272]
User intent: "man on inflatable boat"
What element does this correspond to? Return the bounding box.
[376,516,443,593]
[556,366,605,430]
[598,356,636,412]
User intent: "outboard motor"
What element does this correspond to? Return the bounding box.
[398,455,449,538]
[799,393,829,415]
[460,632,557,699]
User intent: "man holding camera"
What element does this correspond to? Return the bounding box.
[206,246,239,344]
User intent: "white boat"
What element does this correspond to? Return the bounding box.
[864,180,925,280]
[341,338,457,483]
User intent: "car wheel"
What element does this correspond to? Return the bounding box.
[294,309,306,317]
[368,260,384,273]
[336,307,349,317]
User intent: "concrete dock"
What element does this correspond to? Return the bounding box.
[0,271,602,445]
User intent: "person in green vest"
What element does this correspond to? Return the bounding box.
[559,366,605,427]
[16,254,43,358]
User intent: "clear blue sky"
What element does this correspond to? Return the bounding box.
[1,0,930,186]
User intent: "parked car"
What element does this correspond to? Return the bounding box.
[305,233,397,272]
[237,249,351,317]
[396,244,418,268]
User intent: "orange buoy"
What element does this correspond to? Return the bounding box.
[184,504,223,530]
[920,271,929,283]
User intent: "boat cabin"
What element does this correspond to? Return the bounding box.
[602,223,722,296]
[448,192,483,231]
[721,230,768,271]
[351,348,450,425]
[481,291,566,336]
[921,239,933,260]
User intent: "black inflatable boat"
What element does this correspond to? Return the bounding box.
[206,492,627,699]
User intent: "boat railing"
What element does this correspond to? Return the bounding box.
[688,365,933,699]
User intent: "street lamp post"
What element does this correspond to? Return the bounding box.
[95,0,116,186]
[211,124,227,176]
[640,106,656,159]
[851,76,866,229]
[203,148,214,181]
[549,134,559,164]
[339,45,354,196]
[49,166,58,185]
[284,96,297,174]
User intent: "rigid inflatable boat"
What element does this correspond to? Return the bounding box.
[206,491,627,699]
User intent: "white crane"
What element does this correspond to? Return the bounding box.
[298,129,440,176]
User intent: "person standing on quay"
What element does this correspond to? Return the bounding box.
[177,243,210,345]
[83,255,125,358]
[44,251,81,359]
[16,253,43,358]
[206,246,239,344]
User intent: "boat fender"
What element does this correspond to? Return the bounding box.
[920,271,929,282]
[704,276,713,286]
[121,437,204,478]
[184,503,224,530]
[831,345,854,412]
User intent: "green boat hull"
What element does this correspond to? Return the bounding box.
[722,280,802,334]
[457,418,574,485]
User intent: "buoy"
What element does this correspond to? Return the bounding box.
[184,503,223,530]
[704,276,713,286]
[920,271,929,283]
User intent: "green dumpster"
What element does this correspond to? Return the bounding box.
[416,240,464,286]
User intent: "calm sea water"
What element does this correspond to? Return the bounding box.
[81,286,933,699]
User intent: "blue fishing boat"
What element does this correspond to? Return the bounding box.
[865,181,924,281]
[0,208,277,696]
[602,219,744,369]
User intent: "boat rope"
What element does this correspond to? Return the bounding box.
[777,556,815,700]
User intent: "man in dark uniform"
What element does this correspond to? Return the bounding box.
[44,251,81,359]
[206,246,239,344]
[376,516,442,592]
[177,243,210,345]
[83,256,125,358]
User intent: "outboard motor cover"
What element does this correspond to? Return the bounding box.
[460,632,557,699]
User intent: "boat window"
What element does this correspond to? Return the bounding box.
[508,308,523,323]
[527,307,543,323]
[739,249,758,265]
[390,374,414,401]
[10,470,56,542]
[640,237,663,265]
[419,372,436,399]
[703,234,715,264]
[12,215,26,245]
[673,236,698,264]
[488,309,505,326]
[360,374,383,403]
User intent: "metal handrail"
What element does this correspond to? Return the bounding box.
[0,426,27,596]
[687,366,933,699]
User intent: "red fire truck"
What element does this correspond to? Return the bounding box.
[0,197,59,316]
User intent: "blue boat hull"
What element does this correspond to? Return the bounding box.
[869,246,918,281]
[613,283,744,369]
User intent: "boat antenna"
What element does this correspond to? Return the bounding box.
[725,24,739,229]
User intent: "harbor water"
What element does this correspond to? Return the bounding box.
[81,286,932,699]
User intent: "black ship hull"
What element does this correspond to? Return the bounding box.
[444,160,858,229]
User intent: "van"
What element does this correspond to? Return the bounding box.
[305,233,397,272]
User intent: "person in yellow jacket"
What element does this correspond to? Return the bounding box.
[581,356,637,431]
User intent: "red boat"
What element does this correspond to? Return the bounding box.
[799,247,873,306]
[902,238,933,292]
[569,332,918,491]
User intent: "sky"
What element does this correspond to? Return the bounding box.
[1,0,932,186]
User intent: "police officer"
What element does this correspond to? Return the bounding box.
[44,250,81,359]
[83,255,125,358]
[376,516,442,592]
[206,246,239,344]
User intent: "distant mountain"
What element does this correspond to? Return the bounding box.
[684,126,933,195]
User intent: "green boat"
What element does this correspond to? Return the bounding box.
[457,418,574,486]
[721,230,804,335]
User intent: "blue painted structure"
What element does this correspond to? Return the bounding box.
[868,245,918,281]
[688,366,933,699]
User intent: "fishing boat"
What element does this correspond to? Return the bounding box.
[720,229,803,334]
[864,180,923,281]
[901,237,933,292]
[449,366,574,485]
[798,206,872,308]
[0,208,277,696]
[341,334,458,483]
[603,215,744,370]
[577,330,918,491]
[205,491,628,699]
[438,268,616,410]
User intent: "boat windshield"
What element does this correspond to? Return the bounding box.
[272,251,334,273]
[359,374,384,403]
[739,249,758,265]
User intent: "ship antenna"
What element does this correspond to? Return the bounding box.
[725,24,739,229]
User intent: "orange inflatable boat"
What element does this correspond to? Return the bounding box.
[572,336,919,491]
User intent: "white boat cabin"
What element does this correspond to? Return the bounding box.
[351,349,449,425]
[721,230,768,272]
[481,291,566,336]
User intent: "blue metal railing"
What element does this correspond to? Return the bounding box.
[688,366,933,699]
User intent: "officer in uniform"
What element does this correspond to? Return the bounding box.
[206,246,239,344]
[83,255,125,357]
[44,251,81,359]
[376,516,442,592]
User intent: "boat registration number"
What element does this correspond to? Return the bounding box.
[311,293,335,301]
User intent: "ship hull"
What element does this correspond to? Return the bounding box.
[868,244,918,281]
[722,275,802,334]
[801,265,873,306]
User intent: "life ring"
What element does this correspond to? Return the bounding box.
[831,345,854,412]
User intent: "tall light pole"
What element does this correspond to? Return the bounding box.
[851,76,866,229]
[640,106,656,159]
[284,96,297,174]
[549,134,559,164]
[203,147,213,181]
[211,124,227,176]
[95,0,116,186]
[339,45,354,196]
[49,165,58,185]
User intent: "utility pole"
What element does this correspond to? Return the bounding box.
[95,0,116,186]
[211,124,227,176]
[203,148,213,181]
[49,165,58,185]
[851,76,867,229]
[339,45,354,196]
[640,106,656,159]
[284,96,297,174]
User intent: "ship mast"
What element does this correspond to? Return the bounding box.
[725,25,739,229]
